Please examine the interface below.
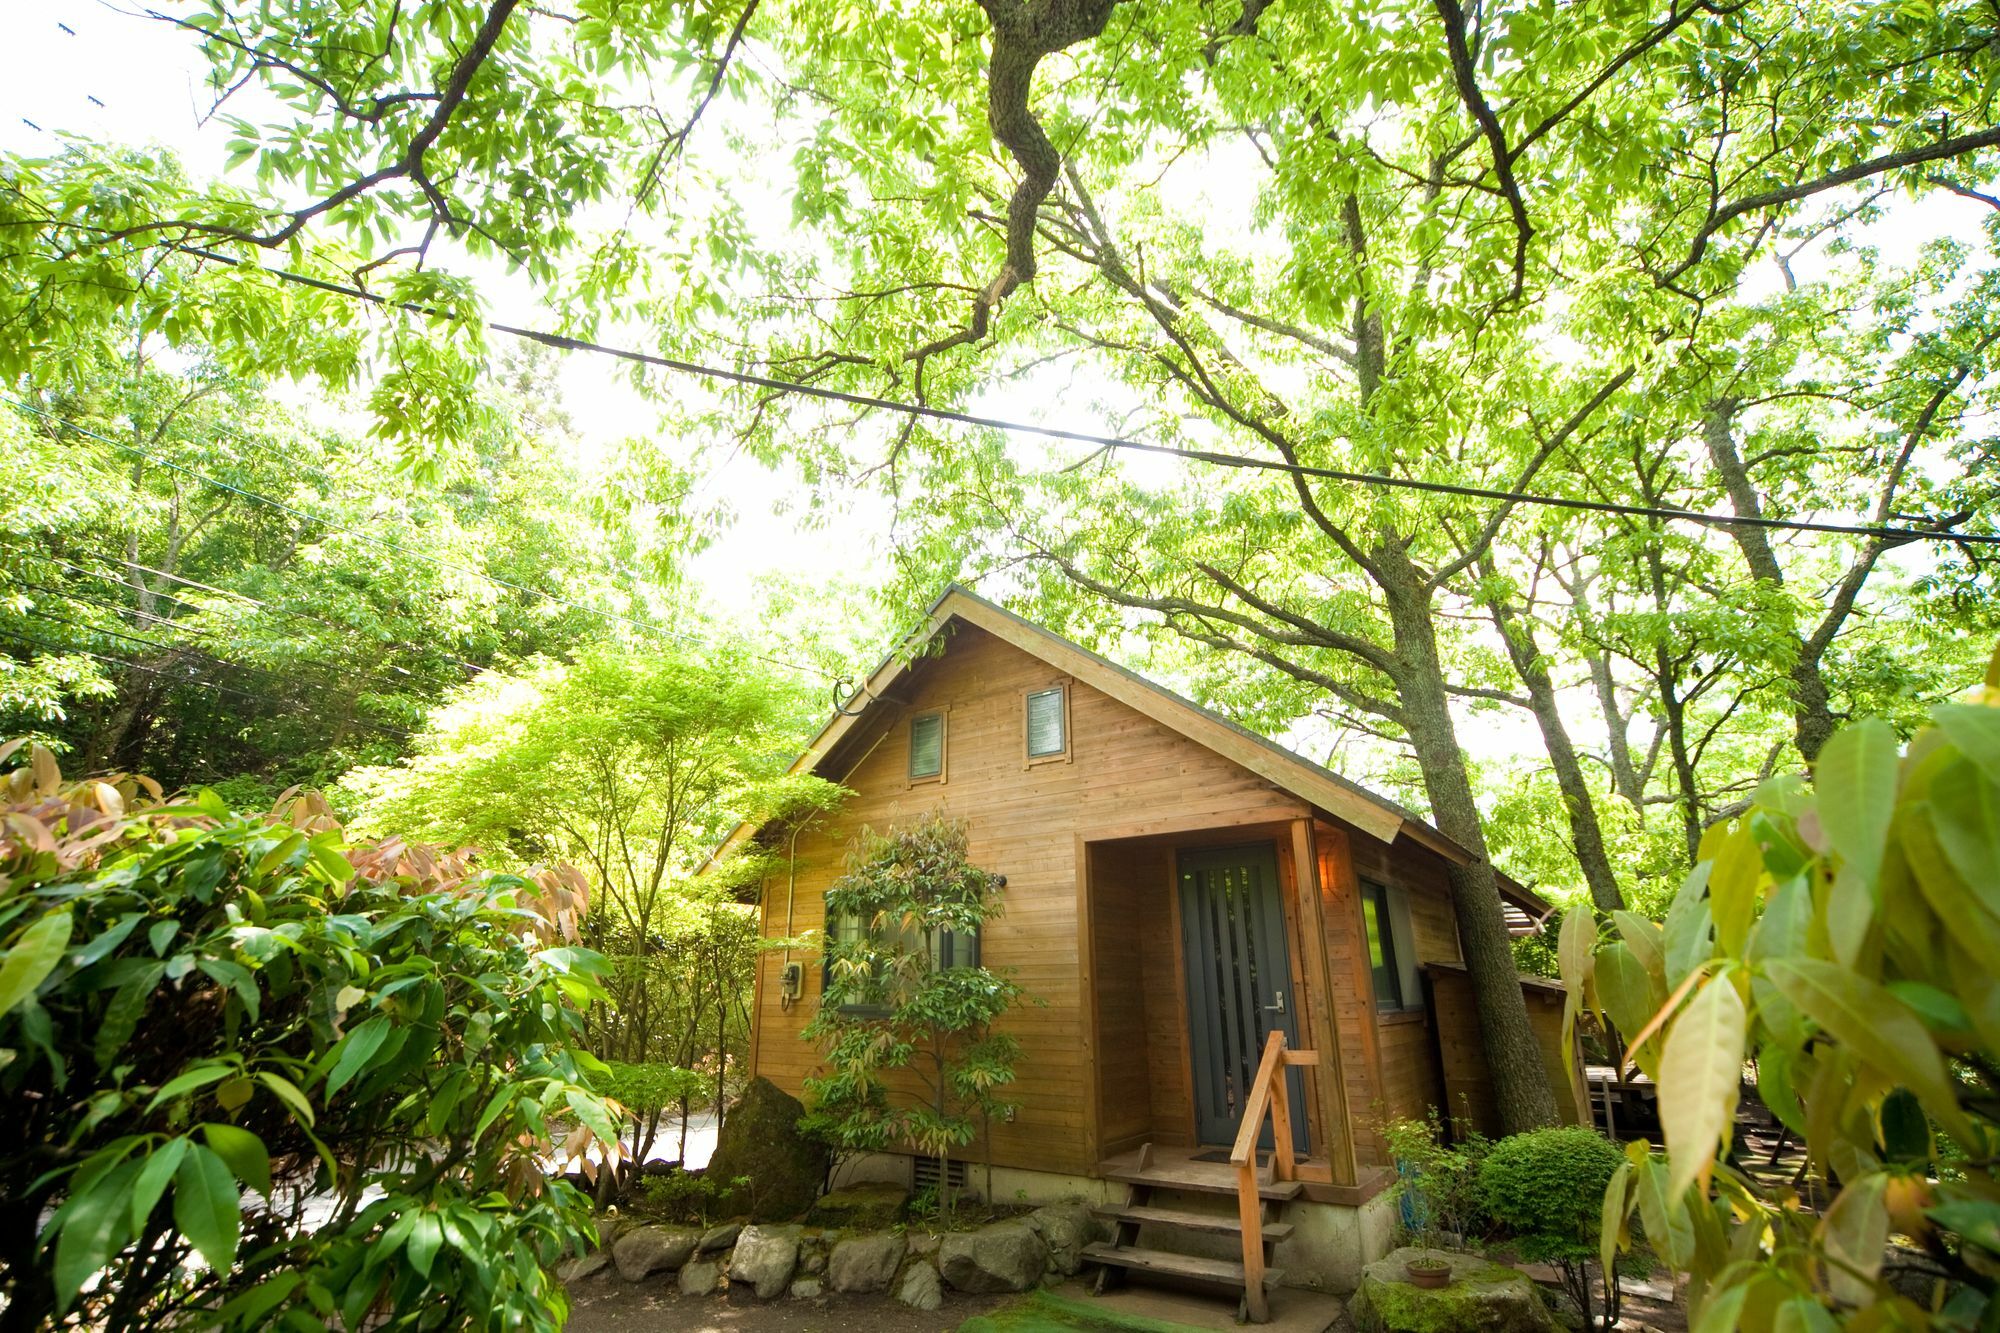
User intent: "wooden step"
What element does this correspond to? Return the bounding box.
[1081,1243,1284,1289]
[1094,1203,1293,1242]
[1104,1167,1304,1202]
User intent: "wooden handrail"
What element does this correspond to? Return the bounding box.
[1229,1030,1317,1322]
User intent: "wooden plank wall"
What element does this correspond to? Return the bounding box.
[1424,965,1585,1137]
[750,623,1306,1178]
[1090,841,1175,1155]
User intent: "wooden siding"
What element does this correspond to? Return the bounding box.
[749,623,1308,1178]
[1424,964,1586,1136]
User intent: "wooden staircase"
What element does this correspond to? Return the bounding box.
[1083,1032,1318,1322]
[1084,1153,1297,1320]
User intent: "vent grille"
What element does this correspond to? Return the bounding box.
[912,1156,969,1193]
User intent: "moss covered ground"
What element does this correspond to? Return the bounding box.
[954,1289,1223,1333]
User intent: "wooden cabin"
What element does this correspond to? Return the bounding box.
[728,587,1579,1299]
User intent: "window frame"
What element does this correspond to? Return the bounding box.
[1021,681,1072,766]
[1360,878,1426,1015]
[907,709,947,784]
[820,907,983,1017]
[1361,879,1403,1011]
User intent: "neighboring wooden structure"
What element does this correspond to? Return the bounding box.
[729,587,1569,1293]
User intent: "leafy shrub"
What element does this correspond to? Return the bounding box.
[1480,1126,1627,1328]
[801,813,1024,1219]
[1381,1111,1490,1249]
[0,745,621,1330]
[634,1168,750,1225]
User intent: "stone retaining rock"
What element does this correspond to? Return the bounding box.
[679,1257,727,1296]
[1348,1247,1555,1333]
[698,1222,741,1253]
[807,1182,910,1230]
[896,1260,943,1312]
[938,1220,1051,1293]
[610,1225,700,1282]
[790,1277,824,1300]
[1024,1202,1098,1277]
[730,1224,803,1300]
[558,1251,610,1282]
[827,1232,906,1294]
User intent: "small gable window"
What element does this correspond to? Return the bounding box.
[909,711,945,780]
[1025,686,1067,758]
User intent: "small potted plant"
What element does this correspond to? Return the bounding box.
[1405,1245,1453,1290]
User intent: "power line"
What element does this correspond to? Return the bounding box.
[0,396,845,680]
[159,244,2000,549]
[0,629,412,739]
[10,544,491,679]
[3,577,441,705]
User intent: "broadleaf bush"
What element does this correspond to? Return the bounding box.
[0,744,622,1331]
[1568,655,2000,1328]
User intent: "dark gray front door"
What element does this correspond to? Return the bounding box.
[1178,842,1309,1152]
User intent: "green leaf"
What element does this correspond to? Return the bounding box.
[256,1070,317,1127]
[1662,864,1713,988]
[172,1144,241,1274]
[1600,1159,1632,1277]
[211,1271,303,1327]
[1763,958,1977,1147]
[201,1122,272,1197]
[1613,910,1664,983]
[1819,1172,1888,1305]
[406,1211,443,1279]
[324,1015,392,1098]
[1814,718,1899,886]
[52,1157,142,1309]
[1933,702,2000,786]
[96,961,165,1069]
[149,1063,234,1110]
[130,1136,189,1231]
[1657,971,1746,1201]
[0,908,73,1019]
[1594,942,1657,1041]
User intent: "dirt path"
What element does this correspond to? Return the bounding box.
[564,1276,1012,1332]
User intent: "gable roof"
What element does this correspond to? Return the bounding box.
[713,585,1550,928]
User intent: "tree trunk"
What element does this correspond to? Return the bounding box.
[1380,557,1560,1131]
[1702,400,1840,761]
[1482,575,1624,912]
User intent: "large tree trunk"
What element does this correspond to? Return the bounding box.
[1482,575,1624,913]
[1380,555,1560,1132]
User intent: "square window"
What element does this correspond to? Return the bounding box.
[909,711,944,779]
[1026,686,1066,758]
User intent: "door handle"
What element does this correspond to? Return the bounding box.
[1265,990,1286,1015]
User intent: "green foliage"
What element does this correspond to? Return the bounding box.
[1569,656,2000,1328]
[634,1168,749,1226]
[1479,1127,1629,1329]
[1381,1112,1490,1250]
[343,642,840,1200]
[0,744,618,1331]
[1480,1128,1626,1263]
[801,813,1024,1218]
[597,1061,706,1163]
